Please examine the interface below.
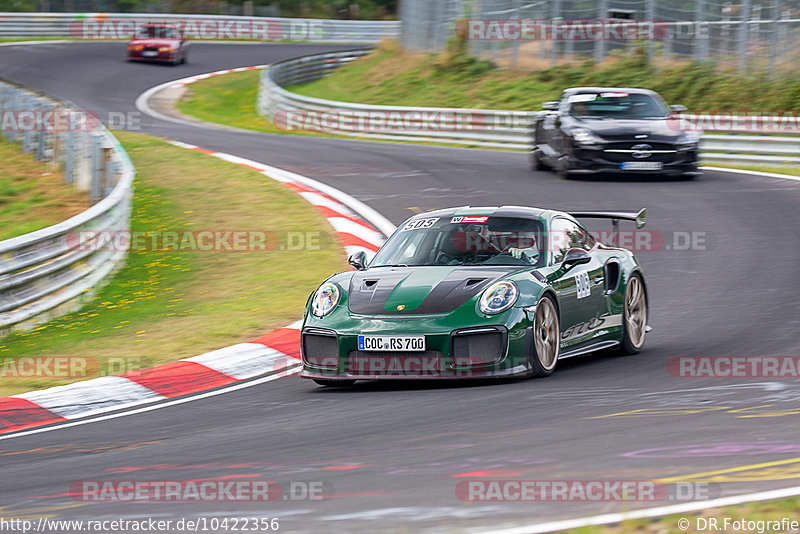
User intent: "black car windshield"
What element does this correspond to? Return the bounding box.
[568,92,669,119]
[136,26,179,39]
[371,216,545,267]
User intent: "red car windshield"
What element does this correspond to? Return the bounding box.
[136,26,179,39]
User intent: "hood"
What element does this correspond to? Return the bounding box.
[575,117,684,143]
[129,38,180,47]
[348,266,518,315]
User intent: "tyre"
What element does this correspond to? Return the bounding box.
[556,158,573,180]
[529,148,549,171]
[619,273,648,355]
[528,295,560,377]
[313,379,356,387]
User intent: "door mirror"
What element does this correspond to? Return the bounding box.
[670,104,687,113]
[348,251,367,270]
[562,247,591,268]
[542,100,559,111]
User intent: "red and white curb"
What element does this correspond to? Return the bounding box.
[0,141,395,436]
[172,64,266,86]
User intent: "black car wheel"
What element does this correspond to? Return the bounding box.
[529,148,549,171]
[528,295,560,377]
[556,158,573,180]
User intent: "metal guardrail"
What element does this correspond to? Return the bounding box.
[0,12,400,43]
[0,81,134,338]
[258,49,800,166]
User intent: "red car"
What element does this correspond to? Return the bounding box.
[127,24,188,65]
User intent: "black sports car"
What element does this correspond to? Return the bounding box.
[530,87,701,179]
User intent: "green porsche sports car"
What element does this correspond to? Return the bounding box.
[300,206,649,386]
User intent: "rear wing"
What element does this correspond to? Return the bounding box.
[569,208,646,247]
[569,208,646,229]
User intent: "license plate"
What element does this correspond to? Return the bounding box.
[358,335,425,352]
[621,161,663,170]
[142,51,158,57]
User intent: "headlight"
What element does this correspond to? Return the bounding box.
[572,128,603,145]
[479,281,519,315]
[311,282,340,317]
[158,46,173,52]
[678,129,702,145]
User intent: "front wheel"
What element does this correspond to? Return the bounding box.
[556,158,573,180]
[528,295,560,377]
[529,148,549,171]
[619,273,648,355]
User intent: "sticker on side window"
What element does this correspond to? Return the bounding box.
[400,217,438,232]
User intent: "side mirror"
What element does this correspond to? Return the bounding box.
[670,104,687,113]
[562,248,591,268]
[542,101,559,111]
[348,251,367,270]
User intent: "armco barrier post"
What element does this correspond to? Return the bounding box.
[91,133,102,204]
[64,131,75,184]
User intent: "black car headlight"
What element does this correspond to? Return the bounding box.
[572,128,604,146]
[311,282,341,317]
[677,129,702,145]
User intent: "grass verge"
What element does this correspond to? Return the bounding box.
[0,137,88,241]
[0,131,346,396]
[565,495,800,533]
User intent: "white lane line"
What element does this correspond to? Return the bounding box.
[701,165,800,182]
[0,365,300,442]
[477,484,800,534]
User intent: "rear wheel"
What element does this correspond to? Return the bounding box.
[313,379,355,387]
[619,273,647,355]
[528,295,560,377]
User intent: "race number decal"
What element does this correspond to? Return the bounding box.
[400,218,438,232]
[575,271,591,299]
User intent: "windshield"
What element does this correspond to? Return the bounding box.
[568,92,669,119]
[136,26,179,39]
[371,216,545,268]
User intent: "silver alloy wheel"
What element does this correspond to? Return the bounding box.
[624,275,647,349]
[534,298,560,370]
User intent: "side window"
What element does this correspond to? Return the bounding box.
[550,217,588,264]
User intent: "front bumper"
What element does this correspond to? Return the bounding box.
[127,50,178,63]
[568,144,700,176]
[300,311,532,380]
